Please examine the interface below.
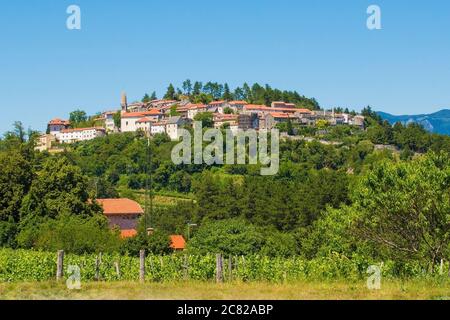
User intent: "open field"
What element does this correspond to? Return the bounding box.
[1,280,450,300]
[127,189,195,207]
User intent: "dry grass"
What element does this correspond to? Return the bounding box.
[1,280,450,300]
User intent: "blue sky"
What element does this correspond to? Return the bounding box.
[0,0,449,133]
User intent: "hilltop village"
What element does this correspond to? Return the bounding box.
[36,92,365,152]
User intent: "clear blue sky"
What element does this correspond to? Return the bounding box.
[1,0,449,133]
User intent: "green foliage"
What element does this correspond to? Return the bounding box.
[353,152,450,263]
[223,107,234,114]
[188,219,265,256]
[164,84,176,100]
[176,80,319,110]
[0,150,33,222]
[113,111,121,129]
[16,214,121,254]
[193,112,214,128]
[0,220,17,248]
[121,229,172,256]
[169,105,180,117]
[69,110,88,125]
[20,157,102,223]
[142,93,150,103]
[0,248,439,283]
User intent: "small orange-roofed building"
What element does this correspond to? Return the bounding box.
[96,198,143,239]
[170,235,186,251]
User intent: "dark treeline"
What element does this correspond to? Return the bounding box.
[143,80,321,110]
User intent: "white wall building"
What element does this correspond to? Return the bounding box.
[135,117,152,136]
[166,116,184,141]
[48,118,70,136]
[121,110,162,133]
[103,112,118,132]
[187,104,207,120]
[151,122,166,135]
[57,127,106,144]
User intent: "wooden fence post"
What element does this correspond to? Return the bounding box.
[440,259,444,275]
[140,250,146,283]
[216,253,223,283]
[94,254,101,281]
[56,250,64,281]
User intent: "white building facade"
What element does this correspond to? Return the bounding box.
[57,127,106,144]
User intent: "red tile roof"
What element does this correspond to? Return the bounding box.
[294,108,312,114]
[122,110,161,118]
[96,198,144,216]
[136,117,153,123]
[244,105,272,111]
[49,118,70,125]
[269,112,291,119]
[121,229,138,239]
[244,105,311,114]
[170,235,186,250]
[147,108,162,115]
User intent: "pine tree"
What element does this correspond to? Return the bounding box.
[222,83,233,101]
[164,84,176,100]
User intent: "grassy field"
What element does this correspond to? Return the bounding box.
[124,189,195,208]
[1,280,450,300]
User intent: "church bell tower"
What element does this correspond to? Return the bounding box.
[121,91,128,112]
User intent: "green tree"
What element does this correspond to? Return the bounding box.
[164,84,177,100]
[121,229,172,255]
[223,107,234,114]
[354,152,450,264]
[192,81,202,96]
[193,112,214,128]
[182,79,193,95]
[170,105,180,117]
[17,214,121,254]
[222,83,233,101]
[69,110,88,125]
[188,218,264,256]
[20,157,102,223]
[0,150,33,223]
[113,111,121,129]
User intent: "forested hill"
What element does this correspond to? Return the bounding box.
[378,109,450,135]
[155,80,321,110]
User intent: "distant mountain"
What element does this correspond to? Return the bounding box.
[377,109,450,135]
